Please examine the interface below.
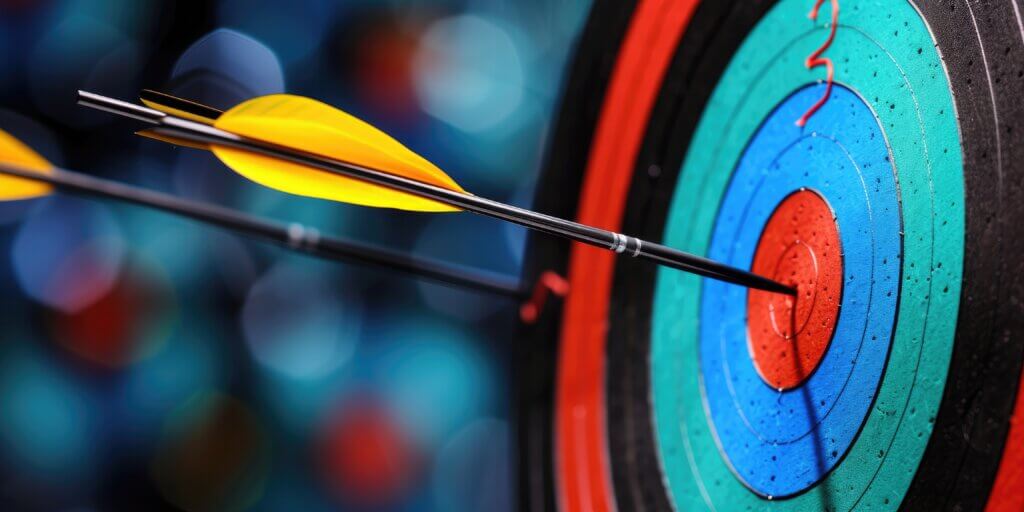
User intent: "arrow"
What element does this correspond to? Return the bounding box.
[79,90,796,296]
[0,129,521,297]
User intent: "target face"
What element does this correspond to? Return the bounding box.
[652,1,962,505]
[519,0,1024,511]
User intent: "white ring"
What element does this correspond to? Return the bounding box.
[633,238,642,257]
[287,223,304,248]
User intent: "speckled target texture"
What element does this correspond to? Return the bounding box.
[649,0,964,509]
[524,0,1024,510]
[905,1,1024,510]
[699,84,900,499]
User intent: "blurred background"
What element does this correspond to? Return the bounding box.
[0,0,591,510]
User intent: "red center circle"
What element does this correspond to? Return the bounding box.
[747,189,842,390]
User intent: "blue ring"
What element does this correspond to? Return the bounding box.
[699,84,901,497]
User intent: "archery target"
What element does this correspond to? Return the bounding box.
[650,0,964,505]
[520,0,1024,510]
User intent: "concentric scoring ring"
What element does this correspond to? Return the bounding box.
[748,189,842,391]
[696,84,900,498]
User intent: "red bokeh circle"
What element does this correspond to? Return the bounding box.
[318,400,420,506]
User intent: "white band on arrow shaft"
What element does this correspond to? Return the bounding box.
[610,233,642,257]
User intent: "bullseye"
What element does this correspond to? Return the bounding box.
[748,189,842,390]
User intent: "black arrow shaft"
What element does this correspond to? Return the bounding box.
[0,162,522,297]
[77,90,795,295]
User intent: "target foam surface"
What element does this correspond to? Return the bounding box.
[747,189,843,392]
[700,84,900,499]
[649,0,964,509]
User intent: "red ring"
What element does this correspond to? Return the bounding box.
[747,190,842,390]
[987,372,1024,511]
[554,1,700,511]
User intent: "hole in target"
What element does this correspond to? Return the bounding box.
[747,189,843,390]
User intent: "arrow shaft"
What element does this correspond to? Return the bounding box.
[0,162,522,297]
[78,91,794,295]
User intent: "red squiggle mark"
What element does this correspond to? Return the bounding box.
[519,271,570,323]
[796,0,840,127]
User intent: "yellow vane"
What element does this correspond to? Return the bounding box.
[209,94,465,212]
[0,129,54,201]
[139,89,220,125]
[136,89,219,150]
[137,91,465,212]
[135,129,211,151]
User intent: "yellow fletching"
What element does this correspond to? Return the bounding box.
[141,97,217,125]
[210,94,465,212]
[140,90,221,125]
[0,129,54,201]
[135,129,210,151]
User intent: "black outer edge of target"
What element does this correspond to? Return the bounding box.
[515,1,638,511]
[602,2,778,511]
[903,1,1024,510]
